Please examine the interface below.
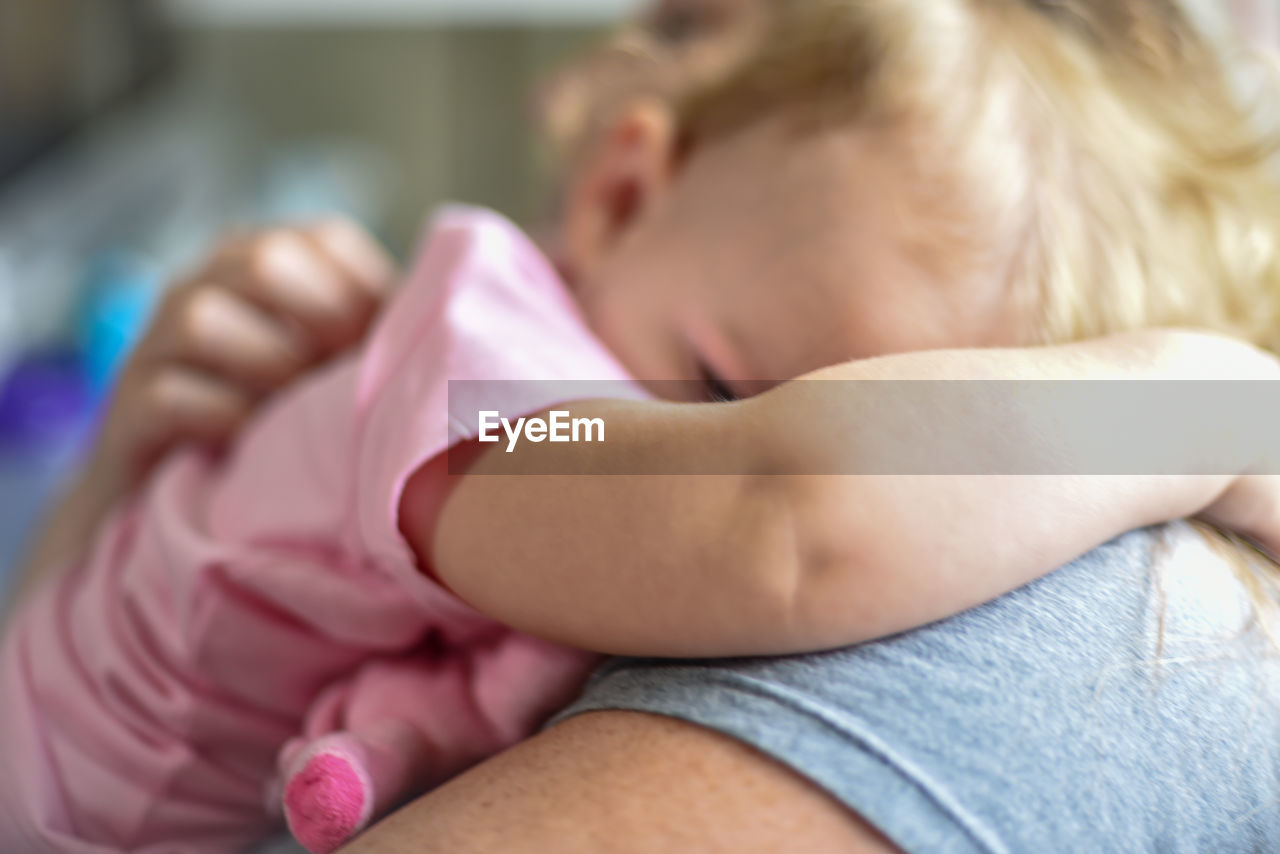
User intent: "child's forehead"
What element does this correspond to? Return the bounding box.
[671,112,1025,368]
[680,112,920,231]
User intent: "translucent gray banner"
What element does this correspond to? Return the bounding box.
[445,379,1280,475]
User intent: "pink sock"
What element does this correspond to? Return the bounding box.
[282,726,432,854]
[283,735,376,854]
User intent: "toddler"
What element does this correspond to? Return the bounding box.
[5,1,1280,853]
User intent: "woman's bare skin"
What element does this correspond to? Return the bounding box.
[342,711,900,854]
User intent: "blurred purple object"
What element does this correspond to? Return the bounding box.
[0,352,93,449]
[0,352,94,596]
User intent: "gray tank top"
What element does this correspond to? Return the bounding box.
[554,524,1280,853]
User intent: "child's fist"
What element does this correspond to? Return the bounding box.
[90,219,394,495]
[1200,474,1280,561]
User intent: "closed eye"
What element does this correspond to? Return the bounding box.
[699,363,739,403]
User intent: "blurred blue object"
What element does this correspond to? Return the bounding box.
[0,352,94,595]
[80,252,162,400]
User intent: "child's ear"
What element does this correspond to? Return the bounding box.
[558,98,680,283]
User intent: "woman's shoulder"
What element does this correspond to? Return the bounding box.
[560,526,1280,852]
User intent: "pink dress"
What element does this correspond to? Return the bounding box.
[0,207,645,853]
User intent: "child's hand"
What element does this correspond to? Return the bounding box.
[5,219,395,617]
[90,219,395,496]
[1201,475,1280,559]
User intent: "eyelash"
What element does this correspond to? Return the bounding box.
[699,364,738,403]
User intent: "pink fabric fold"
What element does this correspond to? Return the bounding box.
[0,207,645,853]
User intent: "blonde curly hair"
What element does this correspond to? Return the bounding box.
[678,0,1280,345]
[673,0,1280,621]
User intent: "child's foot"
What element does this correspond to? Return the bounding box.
[282,723,435,854]
[282,734,376,854]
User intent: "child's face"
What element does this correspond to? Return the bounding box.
[560,109,1030,400]
[548,0,1036,399]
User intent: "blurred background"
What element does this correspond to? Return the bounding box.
[0,0,641,580]
[0,0,1271,586]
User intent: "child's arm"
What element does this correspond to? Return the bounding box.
[413,329,1280,658]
